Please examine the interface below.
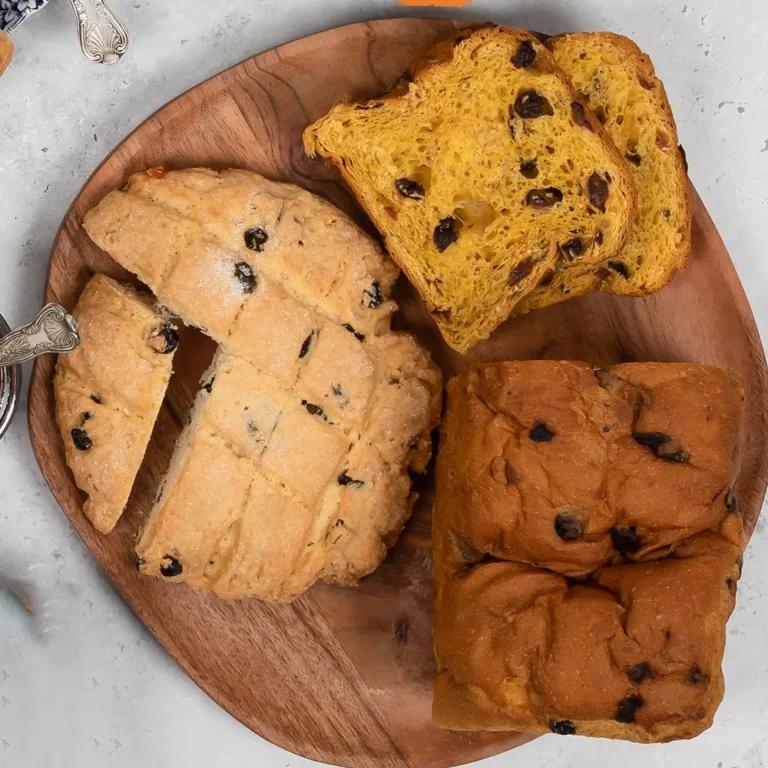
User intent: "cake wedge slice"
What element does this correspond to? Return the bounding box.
[54,274,177,533]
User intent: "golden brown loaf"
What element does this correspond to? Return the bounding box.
[84,167,442,600]
[519,32,691,312]
[433,361,745,741]
[304,26,637,352]
[54,274,177,533]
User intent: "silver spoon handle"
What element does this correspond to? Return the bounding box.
[0,305,80,366]
[69,0,129,65]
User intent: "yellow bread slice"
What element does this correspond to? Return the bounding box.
[304,25,637,352]
[519,32,691,312]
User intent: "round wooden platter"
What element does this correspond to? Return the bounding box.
[27,17,768,768]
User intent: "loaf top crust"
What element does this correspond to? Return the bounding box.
[433,361,745,741]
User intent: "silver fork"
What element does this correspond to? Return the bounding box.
[69,0,129,65]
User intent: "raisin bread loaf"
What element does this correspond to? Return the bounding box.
[84,168,442,600]
[304,26,637,353]
[433,361,745,741]
[55,274,177,533]
[519,33,691,312]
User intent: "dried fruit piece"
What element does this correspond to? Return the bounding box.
[626,152,642,166]
[149,323,179,354]
[529,423,555,442]
[587,173,609,211]
[633,432,670,450]
[298,331,315,359]
[570,101,592,130]
[633,431,689,462]
[519,158,539,179]
[615,694,643,723]
[160,555,183,577]
[725,488,740,513]
[508,259,533,285]
[610,525,642,554]
[526,188,563,208]
[559,238,583,261]
[554,510,585,541]
[234,261,256,294]
[244,227,269,252]
[688,665,708,685]
[342,323,365,342]
[395,177,425,199]
[627,662,652,684]
[301,400,326,420]
[434,217,459,252]
[90,393,102,404]
[511,39,536,68]
[338,472,364,488]
[549,720,576,735]
[514,90,553,118]
[363,280,384,308]
[71,427,92,451]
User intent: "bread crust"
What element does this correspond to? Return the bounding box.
[433,361,745,741]
[54,275,176,533]
[84,168,442,599]
[518,32,692,312]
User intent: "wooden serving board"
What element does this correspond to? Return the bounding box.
[28,18,768,768]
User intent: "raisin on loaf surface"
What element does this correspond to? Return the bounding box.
[304,26,637,353]
[433,361,745,741]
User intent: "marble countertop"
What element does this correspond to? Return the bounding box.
[1,1,766,766]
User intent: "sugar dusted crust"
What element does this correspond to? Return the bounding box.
[54,274,176,533]
[84,167,442,600]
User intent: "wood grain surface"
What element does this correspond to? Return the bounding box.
[27,18,768,768]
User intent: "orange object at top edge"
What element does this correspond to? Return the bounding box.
[397,0,472,5]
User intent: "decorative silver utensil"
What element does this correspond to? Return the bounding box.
[0,313,21,441]
[0,304,80,367]
[69,0,128,65]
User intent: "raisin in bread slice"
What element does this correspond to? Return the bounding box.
[55,274,177,533]
[304,25,637,353]
[518,32,691,312]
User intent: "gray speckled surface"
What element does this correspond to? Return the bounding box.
[0,1,766,766]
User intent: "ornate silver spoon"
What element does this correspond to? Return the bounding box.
[0,304,80,367]
[69,0,129,65]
